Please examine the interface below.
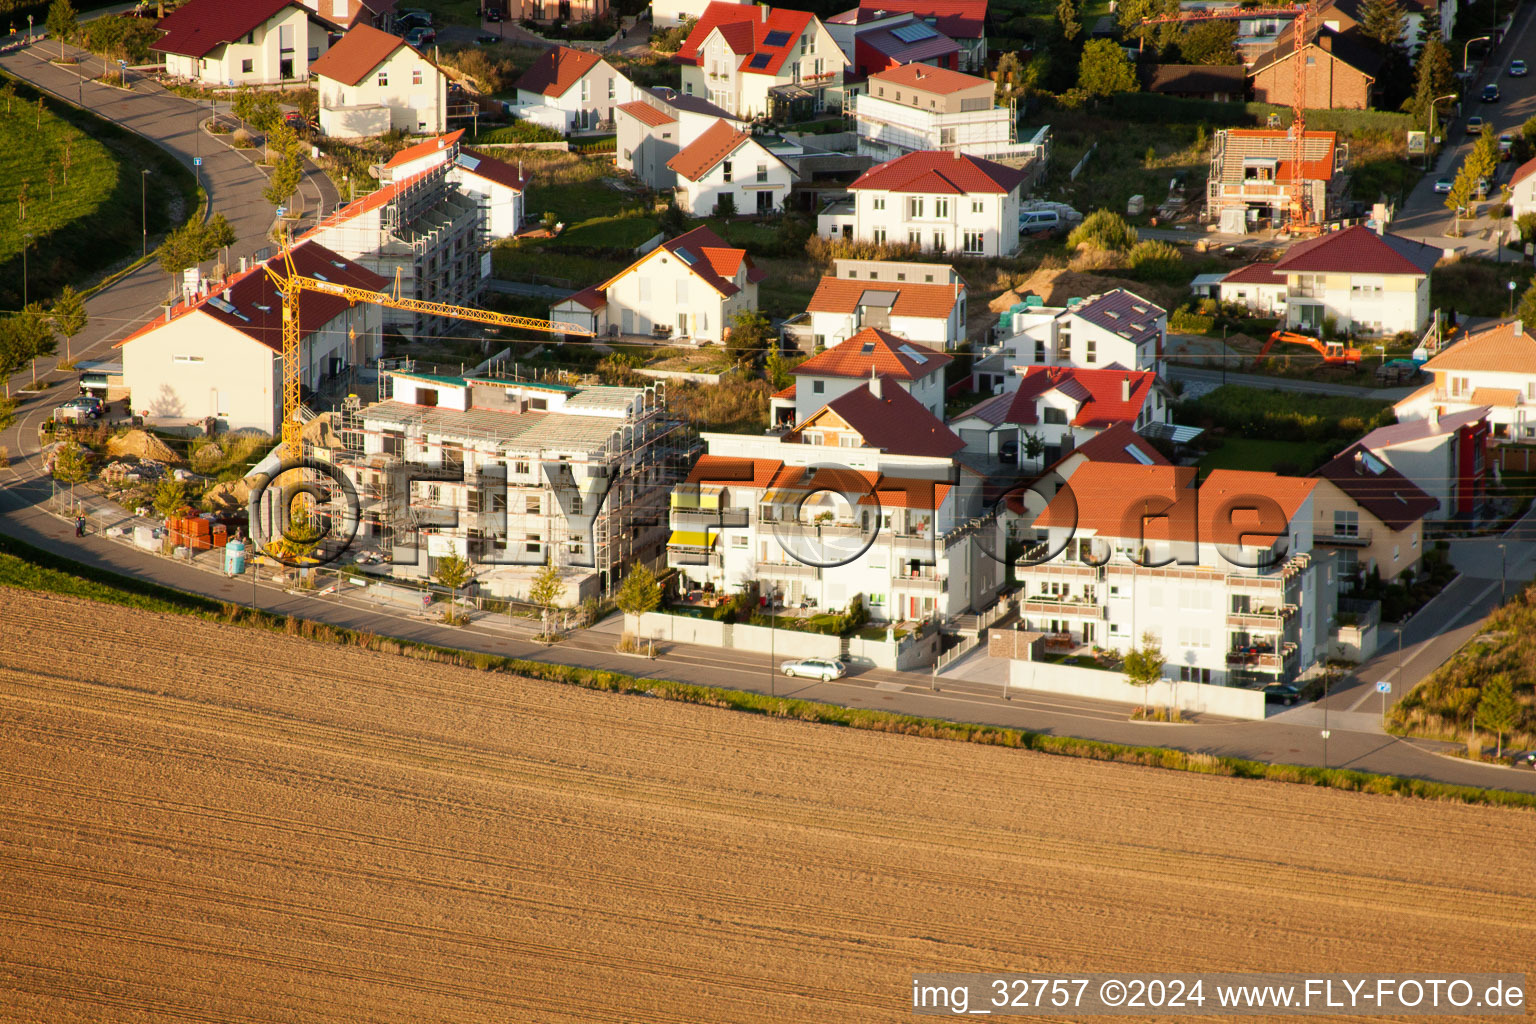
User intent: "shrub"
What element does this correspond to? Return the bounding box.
[1066,209,1138,252]
[1169,303,1215,333]
[1177,384,1396,444]
[1125,239,1184,281]
[804,234,922,263]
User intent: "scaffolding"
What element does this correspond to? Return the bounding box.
[1205,128,1349,227]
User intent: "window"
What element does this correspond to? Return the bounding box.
[971,199,983,214]
[1043,407,1067,425]
[1351,277,1384,297]
[756,163,767,182]
[514,460,530,475]
[412,69,423,85]
[377,71,388,86]
[907,197,924,219]
[723,161,733,182]
[808,433,824,445]
[580,79,590,102]
[684,81,694,94]
[1293,273,1322,298]
[1393,544,1400,561]
[1449,375,1470,397]
[812,380,825,393]
[939,127,955,146]
[934,198,949,217]
[732,535,748,547]
[571,495,583,516]
[838,435,857,447]
[1034,339,1045,362]
[1085,338,1096,363]
[907,230,922,246]
[1333,509,1359,537]
[526,534,542,553]
[872,196,885,211]
[1179,666,1212,684]
[872,228,886,245]
[608,77,615,99]
[527,495,541,515]
[172,355,204,363]
[241,58,253,74]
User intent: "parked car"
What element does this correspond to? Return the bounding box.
[781,658,847,681]
[1019,209,1062,233]
[405,25,436,45]
[484,5,504,20]
[475,32,500,43]
[1467,115,1485,134]
[395,12,430,31]
[281,110,305,132]
[1482,83,1500,102]
[1433,178,1453,193]
[1500,133,1515,159]
[56,396,104,422]
[1262,683,1301,706]
[998,439,1019,464]
[398,7,433,22]
[1510,59,1528,77]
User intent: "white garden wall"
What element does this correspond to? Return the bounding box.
[1007,659,1267,719]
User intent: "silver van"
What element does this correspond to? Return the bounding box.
[1019,209,1062,233]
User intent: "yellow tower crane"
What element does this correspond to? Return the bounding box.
[262,243,595,459]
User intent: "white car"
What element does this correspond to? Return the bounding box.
[781,658,847,681]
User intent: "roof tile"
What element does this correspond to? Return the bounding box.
[792,327,950,380]
[806,276,963,319]
[849,150,1026,195]
[1312,443,1439,529]
[515,45,604,98]
[1274,224,1442,276]
[152,0,297,58]
[1422,319,1536,375]
[310,23,418,86]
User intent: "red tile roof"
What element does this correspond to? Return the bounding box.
[666,119,753,182]
[1313,443,1439,529]
[675,2,818,77]
[382,130,464,170]
[1067,423,1170,467]
[515,45,604,98]
[1013,365,1158,428]
[153,0,299,58]
[660,225,763,295]
[855,0,986,39]
[117,241,387,353]
[1423,319,1536,374]
[309,24,416,85]
[306,165,436,232]
[616,100,676,127]
[685,454,783,489]
[869,62,987,95]
[861,476,954,510]
[1513,154,1536,187]
[457,148,530,191]
[558,283,607,310]
[807,277,964,319]
[815,381,965,457]
[1221,262,1287,286]
[1274,224,1442,276]
[792,327,950,381]
[771,383,796,400]
[849,150,1026,195]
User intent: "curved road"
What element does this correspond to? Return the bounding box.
[0,41,1532,796]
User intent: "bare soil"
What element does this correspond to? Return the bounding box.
[1,590,1533,1022]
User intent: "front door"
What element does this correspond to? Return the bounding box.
[756,190,772,214]
[621,309,633,334]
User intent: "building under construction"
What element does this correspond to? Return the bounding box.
[1206,128,1348,232]
[303,160,487,341]
[326,361,688,601]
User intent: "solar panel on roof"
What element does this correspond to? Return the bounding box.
[748,52,773,69]
[763,29,793,46]
[891,21,937,42]
[898,344,928,364]
[675,247,696,265]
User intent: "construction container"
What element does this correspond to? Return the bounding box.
[1127,195,1146,215]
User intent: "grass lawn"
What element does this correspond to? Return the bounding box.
[492,239,628,288]
[0,71,196,310]
[1037,112,1212,219]
[1432,258,1527,318]
[1197,437,1334,476]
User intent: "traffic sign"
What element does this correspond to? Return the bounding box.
[193,157,201,166]
[1376,681,1392,694]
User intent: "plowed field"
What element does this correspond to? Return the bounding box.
[0,590,1532,1023]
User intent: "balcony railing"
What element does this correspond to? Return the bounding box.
[1021,597,1103,617]
[1015,559,1104,580]
[666,545,721,568]
[758,560,819,580]
[771,519,865,538]
[894,571,947,593]
[671,508,750,530]
[1315,528,1373,547]
[1226,605,1296,630]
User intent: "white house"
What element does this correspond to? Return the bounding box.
[513,46,637,133]
[804,262,967,350]
[652,0,751,28]
[1017,462,1329,686]
[855,64,1034,162]
[380,132,530,239]
[948,366,1167,464]
[615,87,746,191]
[152,0,333,85]
[1270,225,1441,336]
[771,327,949,428]
[971,289,1167,391]
[665,119,795,215]
[675,2,847,119]
[1359,406,1492,522]
[118,242,385,434]
[549,226,763,343]
[310,24,447,137]
[1509,157,1536,221]
[1394,319,1536,441]
[820,150,1027,258]
[1218,262,1288,316]
[299,0,395,31]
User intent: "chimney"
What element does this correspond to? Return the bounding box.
[1429,406,1440,432]
[162,303,173,323]
[760,3,768,21]
[1353,449,1365,474]
[1514,319,1523,337]
[223,288,232,302]
[869,371,883,399]
[239,256,247,272]
[1121,375,1131,401]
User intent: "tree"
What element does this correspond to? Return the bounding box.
[1474,673,1520,758]
[1055,0,1081,41]
[262,148,304,211]
[18,303,56,386]
[1445,133,1496,236]
[1122,631,1165,715]
[0,81,13,115]
[764,346,796,389]
[1360,0,1407,50]
[1078,39,1139,98]
[433,552,475,624]
[1115,0,1157,43]
[714,192,736,218]
[1022,431,1046,470]
[152,476,188,520]
[616,563,662,616]
[658,197,687,236]
[529,562,564,638]
[1181,20,1238,65]
[52,440,91,496]
[727,308,771,363]
[1415,4,1441,49]
[45,0,77,57]
[993,50,1033,102]
[51,284,87,365]
[1408,35,1455,128]
[201,212,236,267]
[61,137,74,186]
[1517,276,1536,326]
[1066,209,1138,251]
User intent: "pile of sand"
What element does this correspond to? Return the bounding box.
[1012,265,1184,312]
[191,443,224,471]
[107,430,183,464]
[301,413,344,450]
[988,288,1024,313]
[203,479,251,513]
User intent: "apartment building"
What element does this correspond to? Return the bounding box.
[771,327,949,427]
[1016,462,1330,686]
[310,24,447,137]
[1206,129,1348,232]
[804,261,968,350]
[820,150,1027,257]
[1310,443,1439,586]
[153,0,333,85]
[118,242,385,434]
[669,381,1001,621]
[972,289,1167,389]
[303,160,486,339]
[331,366,683,600]
[1395,319,1536,440]
[616,87,745,191]
[675,2,848,119]
[854,64,1029,162]
[1269,225,1440,336]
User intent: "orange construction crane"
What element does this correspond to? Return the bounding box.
[1256,329,1362,366]
[262,241,594,459]
[1140,2,1317,231]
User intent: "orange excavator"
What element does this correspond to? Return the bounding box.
[1255,330,1362,366]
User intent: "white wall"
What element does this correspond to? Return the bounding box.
[517,61,637,133]
[793,367,944,422]
[318,45,447,135]
[176,6,323,86]
[605,247,755,343]
[732,622,843,656]
[450,171,523,238]
[846,185,1020,257]
[123,313,279,433]
[1008,658,1268,719]
[675,138,793,216]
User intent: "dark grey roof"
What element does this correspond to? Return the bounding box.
[1359,406,1490,449]
[1068,289,1166,350]
[647,86,741,122]
[1252,24,1383,78]
[1145,64,1247,95]
[1312,442,1439,529]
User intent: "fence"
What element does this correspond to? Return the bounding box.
[1008,659,1267,719]
[934,634,979,672]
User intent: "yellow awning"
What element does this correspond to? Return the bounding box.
[668,530,716,548]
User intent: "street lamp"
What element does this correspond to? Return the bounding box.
[1465,35,1491,73]
[1498,542,1507,604]
[21,232,31,307]
[1426,93,1460,171]
[140,169,151,256]
[1509,280,1518,314]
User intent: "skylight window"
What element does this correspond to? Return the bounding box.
[206,296,251,322]
[1125,444,1154,465]
[898,344,928,364]
[675,247,697,265]
[861,342,875,354]
[331,260,347,269]
[312,272,330,281]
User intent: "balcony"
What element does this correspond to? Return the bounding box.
[894,570,947,593]
[666,544,721,568]
[770,519,865,538]
[671,508,750,531]
[1021,596,1103,617]
[758,560,819,580]
[1226,605,1296,630]
[1226,641,1297,673]
[1315,528,1373,547]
